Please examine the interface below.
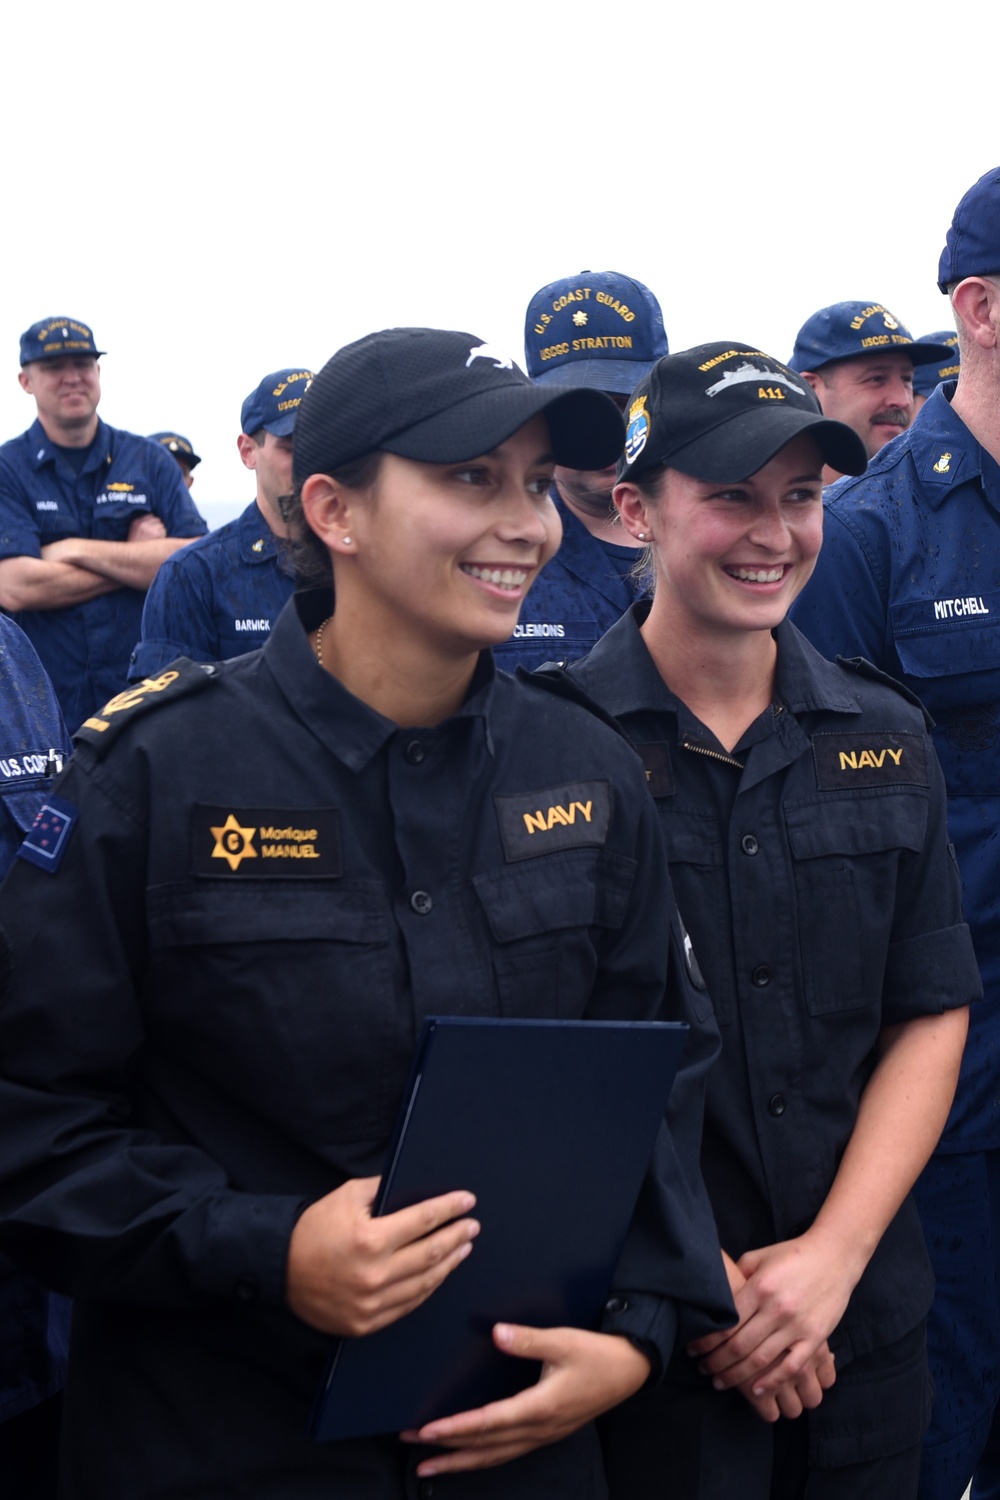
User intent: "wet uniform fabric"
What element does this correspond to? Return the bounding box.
[561,605,979,1495]
[0,419,207,729]
[791,383,1000,1498]
[129,499,294,680]
[0,590,733,1500]
[492,492,644,672]
[0,617,72,1497]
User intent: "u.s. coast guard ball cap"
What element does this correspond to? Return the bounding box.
[910,332,961,399]
[618,342,867,484]
[524,271,668,394]
[293,327,625,485]
[938,167,1000,291]
[20,317,105,365]
[788,302,953,373]
[149,432,202,467]
[240,368,315,437]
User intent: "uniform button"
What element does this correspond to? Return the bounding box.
[741,834,759,855]
[604,1296,629,1315]
[405,740,426,764]
[418,1483,434,1499]
[768,1094,787,1117]
[751,965,771,987]
[235,1276,258,1302]
[410,890,433,915]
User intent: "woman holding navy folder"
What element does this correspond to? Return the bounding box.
[0,328,733,1498]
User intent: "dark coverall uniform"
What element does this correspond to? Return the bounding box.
[791,383,1000,1500]
[561,603,980,1498]
[0,616,72,1497]
[493,492,644,672]
[0,590,733,1500]
[0,418,207,729]
[129,499,294,681]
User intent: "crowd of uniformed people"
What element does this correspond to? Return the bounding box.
[0,167,997,1499]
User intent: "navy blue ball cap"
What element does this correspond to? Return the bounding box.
[240,367,315,437]
[524,270,668,394]
[938,168,1000,292]
[149,432,201,467]
[293,328,625,486]
[20,316,104,365]
[911,332,961,399]
[788,302,953,372]
[617,342,867,484]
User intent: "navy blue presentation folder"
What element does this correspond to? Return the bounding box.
[311,1015,689,1442]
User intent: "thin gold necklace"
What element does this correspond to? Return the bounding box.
[314,614,333,667]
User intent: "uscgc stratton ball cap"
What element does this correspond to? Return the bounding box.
[241,368,315,438]
[938,167,1000,291]
[524,270,668,394]
[910,332,961,399]
[149,432,202,467]
[788,302,953,373]
[293,327,625,485]
[617,341,868,484]
[20,316,105,365]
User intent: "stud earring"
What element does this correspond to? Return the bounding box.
[637,532,648,541]
[342,537,352,545]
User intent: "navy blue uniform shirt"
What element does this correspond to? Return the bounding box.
[129,499,294,680]
[792,383,1000,1152]
[0,590,732,1499]
[0,419,207,729]
[493,493,645,672]
[0,616,71,1421]
[567,606,980,1368]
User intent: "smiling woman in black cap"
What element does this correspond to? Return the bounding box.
[0,328,732,1499]
[558,343,979,1499]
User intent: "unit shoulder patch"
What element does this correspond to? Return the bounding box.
[75,660,217,754]
[495,780,612,862]
[813,731,929,790]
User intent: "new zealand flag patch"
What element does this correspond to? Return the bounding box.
[17,795,78,873]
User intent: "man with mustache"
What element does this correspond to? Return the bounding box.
[492,271,667,671]
[788,301,953,481]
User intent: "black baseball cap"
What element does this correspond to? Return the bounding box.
[618,342,867,484]
[293,327,624,486]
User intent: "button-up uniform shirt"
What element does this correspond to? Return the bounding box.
[493,492,644,672]
[568,606,979,1366]
[0,591,732,1499]
[0,419,207,729]
[0,616,72,1421]
[129,499,294,680]
[792,383,1000,1152]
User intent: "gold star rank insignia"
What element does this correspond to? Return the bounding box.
[572,311,588,327]
[210,813,258,870]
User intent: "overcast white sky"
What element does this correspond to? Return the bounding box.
[0,1,992,529]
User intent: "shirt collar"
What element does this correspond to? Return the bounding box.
[237,500,281,564]
[570,604,862,719]
[892,382,997,508]
[29,417,111,475]
[262,589,497,770]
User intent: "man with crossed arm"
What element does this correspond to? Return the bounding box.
[0,316,206,729]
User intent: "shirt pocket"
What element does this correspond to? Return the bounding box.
[473,847,636,1018]
[145,878,398,1142]
[785,793,928,1017]
[660,811,732,1026]
[892,619,1000,795]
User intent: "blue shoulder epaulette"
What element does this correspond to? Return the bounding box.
[74,659,217,754]
[836,654,934,730]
